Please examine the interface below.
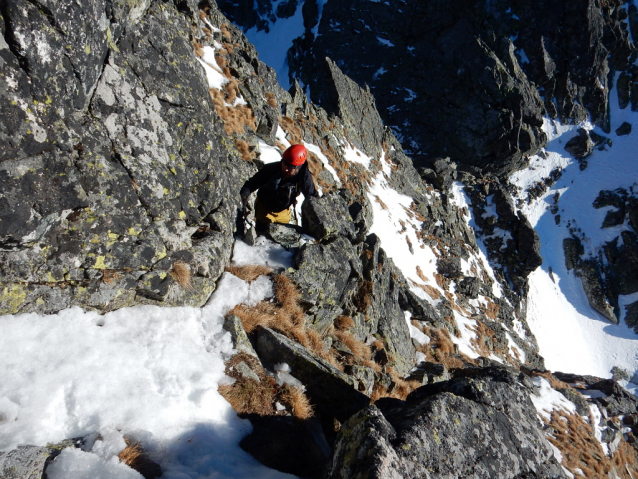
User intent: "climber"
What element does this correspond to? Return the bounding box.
[240,144,318,230]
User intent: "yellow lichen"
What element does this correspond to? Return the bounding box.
[1,285,27,314]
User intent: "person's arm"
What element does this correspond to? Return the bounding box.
[240,164,274,199]
[301,168,318,198]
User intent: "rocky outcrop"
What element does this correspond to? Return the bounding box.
[288,3,547,176]
[326,367,566,479]
[0,0,259,314]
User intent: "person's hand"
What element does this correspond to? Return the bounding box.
[241,195,252,213]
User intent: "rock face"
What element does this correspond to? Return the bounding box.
[0,0,256,314]
[326,367,566,479]
[218,0,633,177]
[289,2,547,175]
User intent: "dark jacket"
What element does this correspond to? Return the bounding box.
[240,162,318,212]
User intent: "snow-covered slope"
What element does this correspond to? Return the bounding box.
[509,78,638,387]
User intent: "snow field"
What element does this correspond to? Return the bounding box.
[0,243,299,478]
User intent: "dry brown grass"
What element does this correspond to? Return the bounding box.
[192,39,204,58]
[229,274,339,368]
[353,280,374,312]
[278,384,314,420]
[234,138,253,161]
[482,298,500,320]
[218,353,279,416]
[334,330,372,361]
[370,366,423,402]
[118,437,161,478]
[265,92,277,109]
[230,301,279,334]
[409,279,441,301]
[469,320,496,358]
[547,410,638,478]
[102,269,121,284]
[279,116,304,144]
[209,86,256,136]
[334,315,355,331]
[221,23,231,39]
[418,326,469,371]
[226,264,273,282]
[529,370,572,390]
[170,261,192,289]
[415,266,428,283]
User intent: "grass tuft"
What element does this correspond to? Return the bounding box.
[226,264,273,283]
[279,384,314,420]
[170,261,192,289]
[118,437,162,479]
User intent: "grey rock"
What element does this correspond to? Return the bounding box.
[235,361,261,383]
[266,223,302,249]
[0,445,55,479]
[254,326,370,422]
[347,365,376,395]
[292,236,359,307]
[326,367,566,479]
[224,314,259,358]
[301,191,356,243]
[0,0,252,314]
[564,128,593,160]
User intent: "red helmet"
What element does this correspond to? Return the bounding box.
[282,144,307,166]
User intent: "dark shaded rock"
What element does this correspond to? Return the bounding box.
[590,379,638,417]
[563,237,584,271]
[289,4,547,176]
[575,259,618,324]
[564,128,593,159]
[436,256,463,279]
[398,288,440,322]
[302,58,385,161]
[240,415,330,479]
[255,326,370,422]
[625,301,638,333]
[616,122,632,136]
[326,367,566,479]
[589,131,612,150]
[457,276,481,299]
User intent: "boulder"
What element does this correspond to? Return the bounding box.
[564,129,593,159]
[301,192,357,243]
[326,367,566,479]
